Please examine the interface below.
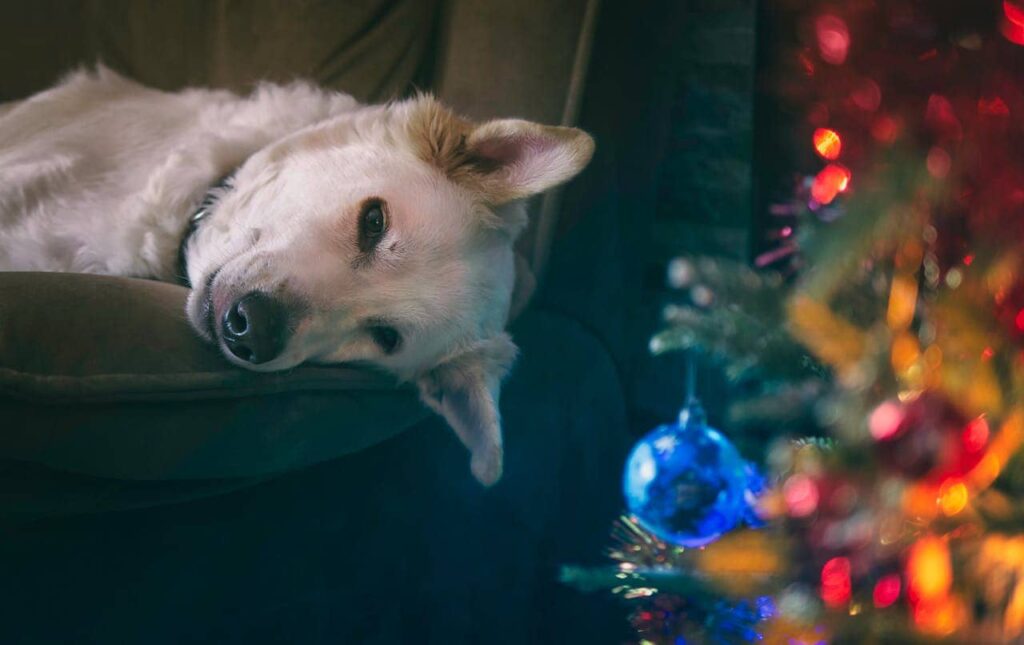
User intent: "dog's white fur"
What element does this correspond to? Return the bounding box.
[0,67,594,484]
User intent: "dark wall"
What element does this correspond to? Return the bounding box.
[538,0,759,438]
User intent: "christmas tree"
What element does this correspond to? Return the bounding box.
[564,2,1024,642]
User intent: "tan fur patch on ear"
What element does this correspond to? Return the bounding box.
[404,94,595,208]
[404,94,475,179]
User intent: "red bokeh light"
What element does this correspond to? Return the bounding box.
[1002,17,1024,46]
[962,417,990,453]
[813,128,842,159]
[873,574,902,608]
[926,94,962,140]
[1016,308,1024,331]
[811,164,851,204]
[815,15,850,65]
[821,557,852,607]
[872,115,900,143]
[979,96,1010,117]
[1006,1,1024,27]
[851,79,882,112]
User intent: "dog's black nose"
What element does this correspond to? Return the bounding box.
[222,292,287,364]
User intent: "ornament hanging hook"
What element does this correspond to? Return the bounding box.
[680,349,706,428]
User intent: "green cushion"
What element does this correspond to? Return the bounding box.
[0,272,427,480]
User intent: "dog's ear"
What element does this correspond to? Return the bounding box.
[406,95,595,205]
[461,119,595,203]
[415,333,518,486]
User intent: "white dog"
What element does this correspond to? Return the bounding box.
[0,67,594,485]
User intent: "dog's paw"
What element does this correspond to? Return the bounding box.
[470,446,503,486]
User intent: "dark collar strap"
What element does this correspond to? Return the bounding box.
[177,174,233,286]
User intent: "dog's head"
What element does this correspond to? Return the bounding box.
[184,95,593,484]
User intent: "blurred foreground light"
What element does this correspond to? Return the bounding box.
[869,400,905,440]
[1002,15,1024,46]
[813,128,842,160]
[962,417,990,452]
[913,595,966,637]
[815,15,850,64]
[979,96,1010,117]
[872,115,900,143]
[907,536,951,603]
[927,147,951,178]
[851,79,881,112]
[1006,1,1024,28]
[938,480,968,516]
[873,574,901,608]
[821,557,852,607]
[811,164,851,204]
[783,474,819,517]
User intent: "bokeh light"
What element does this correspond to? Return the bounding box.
[907,536,952,603]
[962,417,990,452]
[811,163,851,204]
[913,595,966,636]
[872,115,900,143]
[850,79,882,112]
[1002,17,1024,46]
[783,473,820,517]
[926,147,951,178]
[979,96,1010,117]
[812,128,842,160]
[815,15,850,64]
[938,480,968,516]
[869,400,905,440]
[821,557,852,607]
[1006,1,1024,28]
[873,574,901,608]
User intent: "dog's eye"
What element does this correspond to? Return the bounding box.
[358,200,388,252]
[369,325,401,355]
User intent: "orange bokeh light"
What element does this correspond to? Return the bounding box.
[938,479,968,516]
[907,536,952,603]
[813,128,842,159]
[913,594,966,636]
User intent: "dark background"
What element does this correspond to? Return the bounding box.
[542,0,761,441]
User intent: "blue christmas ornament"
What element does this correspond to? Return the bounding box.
[623,401,754,547]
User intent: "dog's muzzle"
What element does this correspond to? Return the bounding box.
[221,291,289,364]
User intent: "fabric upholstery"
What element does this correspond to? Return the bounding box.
[0,272,426,480]
[0,0,439,104]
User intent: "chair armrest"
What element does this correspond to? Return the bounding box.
[0,272,427,480]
